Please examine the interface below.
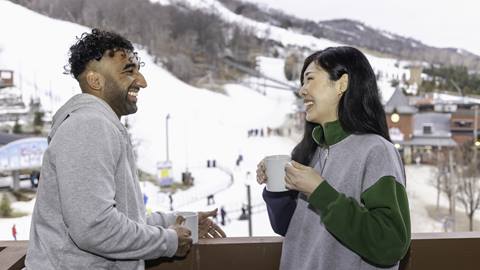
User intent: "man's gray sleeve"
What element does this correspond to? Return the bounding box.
[147,212,177,227]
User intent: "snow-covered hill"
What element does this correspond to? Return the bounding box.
[0,0,297,239]
[0,0,294,176]
[1,1,471,241]
[0,0,409,176]
[241,0,480,57]
[155,0,411,102]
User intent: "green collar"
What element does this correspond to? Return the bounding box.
[312,120,350,146]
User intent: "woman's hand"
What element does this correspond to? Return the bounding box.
[256,158,267,185]
[198,209,226,239]
[285,161,324,196]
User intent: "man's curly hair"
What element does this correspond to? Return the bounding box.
[66,29,135,79]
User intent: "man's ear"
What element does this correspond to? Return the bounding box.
[85,71,105,92]
[336,73,349,95]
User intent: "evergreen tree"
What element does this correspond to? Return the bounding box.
[0,194,12,217]
[33,111,45,134]
[13,119,22,134]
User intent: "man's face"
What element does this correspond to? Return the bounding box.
[100,49,147,117]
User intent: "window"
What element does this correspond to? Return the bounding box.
[423,124,433,134]
[453,120,472,128]
[0,71,12,80]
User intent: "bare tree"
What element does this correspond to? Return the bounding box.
[284,50,302,81]
[14,0,261,85]
[453,141,480,231]
[435,151,447,210]
[434,150,456,218]
[166,54,197,82]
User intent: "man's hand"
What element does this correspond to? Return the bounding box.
[169,216,192,257]
[198,209,226,238]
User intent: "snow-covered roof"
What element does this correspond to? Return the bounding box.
[385,88,417,114]
[401,137,457,147]
[432,93,480,105]
[413,112,451,137]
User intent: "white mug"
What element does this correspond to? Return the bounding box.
[174,211,198,244]
[265,155,291,192]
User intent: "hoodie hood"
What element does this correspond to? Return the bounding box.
[49,93,127,143]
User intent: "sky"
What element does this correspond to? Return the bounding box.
[243,0,480,56]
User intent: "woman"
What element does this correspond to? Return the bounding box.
[257,46,410,270]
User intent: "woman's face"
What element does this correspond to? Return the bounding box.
[299,62,347,125]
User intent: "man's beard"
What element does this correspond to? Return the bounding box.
[104,79,137,116]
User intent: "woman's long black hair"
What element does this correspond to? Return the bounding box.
[291,46,391,165]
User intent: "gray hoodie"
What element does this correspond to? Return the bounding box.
[25,94,178,270]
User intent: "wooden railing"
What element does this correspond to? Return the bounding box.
[0,240,26,270]
[2,232,480,270]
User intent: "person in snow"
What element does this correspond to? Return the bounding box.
[220,206,228,226]
[256,46,411,270]
[12,224,17,241]
[25,29,225,270]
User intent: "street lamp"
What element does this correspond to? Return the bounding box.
[166,114,170,161]
[391,113,400,123]
[474,106,478,144]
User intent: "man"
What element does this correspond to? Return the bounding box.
[25,29,225,269]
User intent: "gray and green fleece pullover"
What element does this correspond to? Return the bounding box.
[263,120,411,270]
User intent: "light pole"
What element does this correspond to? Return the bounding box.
[246,184,252,237]
[474,106,479,198]
[166,114,170,162]
[473,105,479,195]
[448,149,456,230]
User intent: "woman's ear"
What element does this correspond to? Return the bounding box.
[337,73,349,95]
[86,71,105,92]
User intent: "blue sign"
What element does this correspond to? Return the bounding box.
[0,137,48,171]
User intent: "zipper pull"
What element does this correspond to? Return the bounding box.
[320,146,330,175]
